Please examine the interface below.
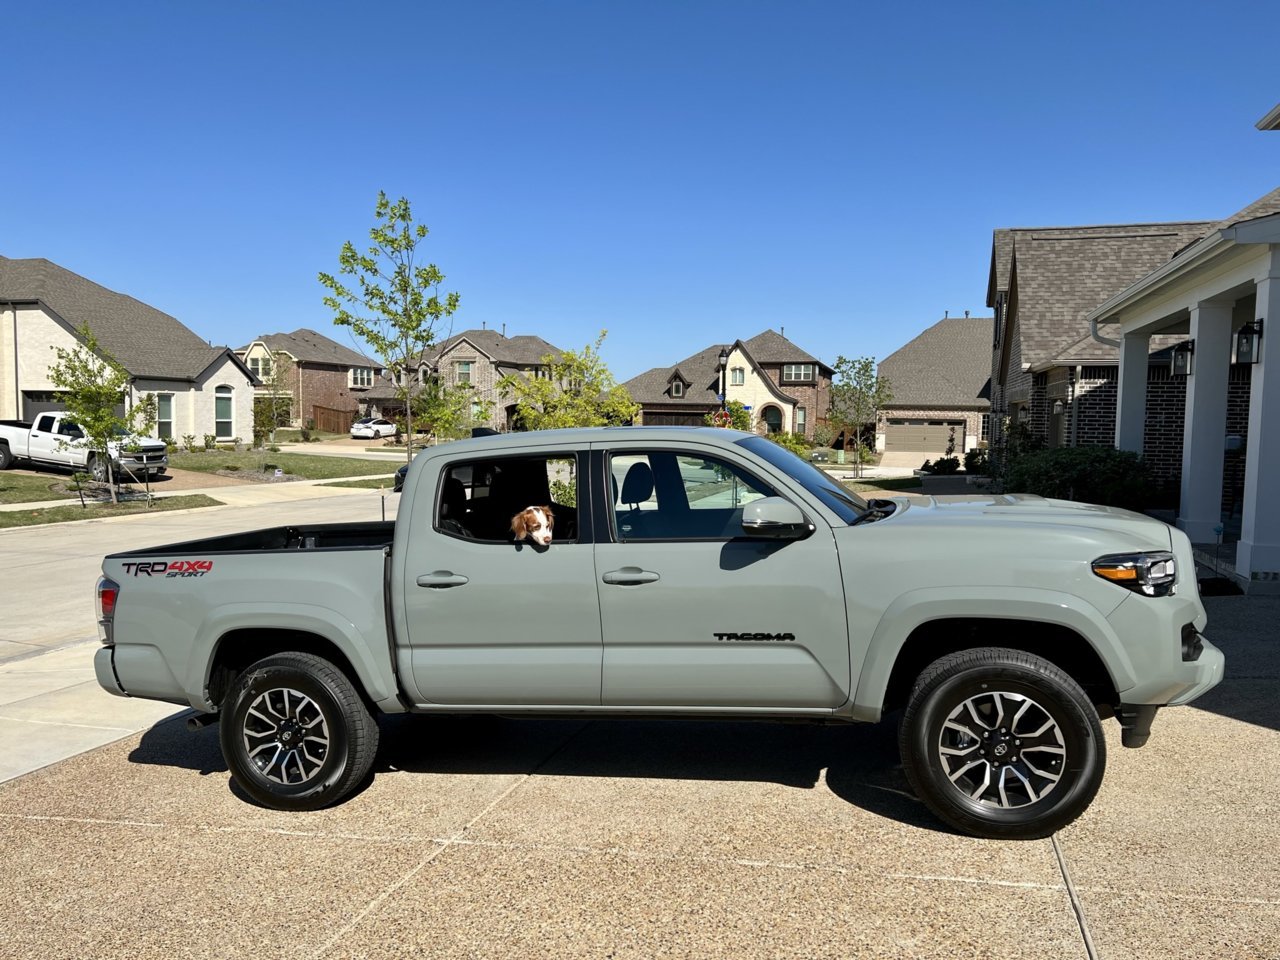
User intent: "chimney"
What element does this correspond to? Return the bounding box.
[502,323,507,337]
[944,310,949,318]
[965,310,970,318]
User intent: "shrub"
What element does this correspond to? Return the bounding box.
[931,456,961,475]
[550,478,577,507]
[182,434,197,453]
[1004,446,1156,510]
[765,432,810,457]
[964,447,990,475]
[203,434,217,451]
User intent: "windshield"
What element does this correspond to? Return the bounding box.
[736,436,867,524]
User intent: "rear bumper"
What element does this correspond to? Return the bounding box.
[95,644,189,706]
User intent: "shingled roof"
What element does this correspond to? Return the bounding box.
[879,317,993,410]
[243,328,376,367]
[428,329,563,366]
[991,222,1214,370]
[741,329,831,371]
[623,344,731,406]
[0,255,239,380]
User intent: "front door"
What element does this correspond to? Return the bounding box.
[400,449,603,706]
[593,444,850,709]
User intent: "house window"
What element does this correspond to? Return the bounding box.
[670,381,684,398]
[795,407,806,435]
[782,364,814,382]
[156,394,173,440]
[456,361,473,385]
[215,386,233,439]
[249,356,272,380]
[760,404,783,433]
[730,367,745,386]
[470,401,484,422]
[351,367,373,388]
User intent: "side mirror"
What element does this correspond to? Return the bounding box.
[740,497,813,540]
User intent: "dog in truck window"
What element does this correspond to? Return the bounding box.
[511,506,554,546]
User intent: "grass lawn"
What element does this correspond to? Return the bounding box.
[321,478,398,490]
[842,477,923,493]
[0,473,80,505]
[0,495,223,529]
[169,450,399,480]
[271,428,348,443]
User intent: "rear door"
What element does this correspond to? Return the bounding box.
[399,446,603,706]
[592,440,850,710]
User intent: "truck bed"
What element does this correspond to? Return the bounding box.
[104,521,396,558]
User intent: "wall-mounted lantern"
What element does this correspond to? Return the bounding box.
[1017,406,1029,422]
[1236,319,1263,364]
[1171,339,1195,377]
[1052,400,1065,415]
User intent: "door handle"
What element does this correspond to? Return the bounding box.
[416,572,469,588]
[602,568,660,586]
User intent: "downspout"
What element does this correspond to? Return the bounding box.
[1090,316,1121,348]
[1070,366,1081,446]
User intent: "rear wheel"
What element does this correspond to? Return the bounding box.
[0,444,13,470]
[899,647,1105,840]
[220,652,379,811]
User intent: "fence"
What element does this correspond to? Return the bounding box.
[312,405,359,434]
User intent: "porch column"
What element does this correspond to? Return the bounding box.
[1238,253,1280,582]
[1114,332,1149,452]
[1176,300,1233,542]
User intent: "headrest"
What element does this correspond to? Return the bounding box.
[619,461,654,505]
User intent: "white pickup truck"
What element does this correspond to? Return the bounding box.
[0,412,168,481]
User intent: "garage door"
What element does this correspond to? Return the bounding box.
[884,419,964,453]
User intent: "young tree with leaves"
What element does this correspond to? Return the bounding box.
[48,324,157,503]
[319,192,459,464]
[828,355,892,478]
[414,379,493,441]
[497,330,639,430]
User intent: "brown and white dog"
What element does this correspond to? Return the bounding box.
[511,505,555,546]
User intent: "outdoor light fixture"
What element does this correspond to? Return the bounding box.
[1171,339,1195,377]
[1052,400,1065,415]
[1236,319,1263,364]
[1017,406,1029,422]
[718,347,729,369]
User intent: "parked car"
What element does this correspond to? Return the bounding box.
[0,413,168,481]
[350,417,397,440]
[94,426,1223,839]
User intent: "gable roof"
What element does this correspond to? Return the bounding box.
[742,329,832,372]
[0,255,242,380]
[986,229,1013,307]
[995,222,1214,370]
[428,329,563,366]
[244,328,377,367]
[879,316,993,410]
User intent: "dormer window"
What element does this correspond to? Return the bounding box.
[671,381,684,398]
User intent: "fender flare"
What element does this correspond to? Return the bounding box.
[189,603,398,713]
[849,587,1134,721]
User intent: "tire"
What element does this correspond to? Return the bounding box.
[88,454,109,483]
[219,652,380,811]
[0,443,13,470]
[899,647,1105,840]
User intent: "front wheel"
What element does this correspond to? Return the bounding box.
[220,652,379,811]
[899,647,1106,840]
[88,454,109,483]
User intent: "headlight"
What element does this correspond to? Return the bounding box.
[1091,551,1177,597]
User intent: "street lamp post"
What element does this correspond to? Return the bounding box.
[717,347,729,410]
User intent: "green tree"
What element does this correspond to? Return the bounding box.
[498,330,639,430]
[48,324,158,503]
[704,399,752,431]
[414,379,493,441]
[319,191,459,464]
[829,355,892,478]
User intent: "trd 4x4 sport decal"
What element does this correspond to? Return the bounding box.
[120,560,214,578]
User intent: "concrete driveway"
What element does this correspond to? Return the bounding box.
[0,598,1276,957]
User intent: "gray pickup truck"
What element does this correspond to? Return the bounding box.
[94,427,1223,839]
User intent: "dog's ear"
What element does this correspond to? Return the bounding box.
[540,505,554,529]
[510,510,529,539]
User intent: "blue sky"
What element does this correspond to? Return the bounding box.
[5,1,1276,381]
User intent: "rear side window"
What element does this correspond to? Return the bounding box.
[435,454,581,544]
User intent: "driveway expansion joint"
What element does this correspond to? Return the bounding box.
[1052,834,1099,960]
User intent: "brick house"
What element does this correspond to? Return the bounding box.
[876,314,992,458]
[236,329,380,431]
[0,256,256,441]
[623,330,832,438]
[361,328,564,432]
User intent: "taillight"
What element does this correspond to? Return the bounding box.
[96,576,119,644]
